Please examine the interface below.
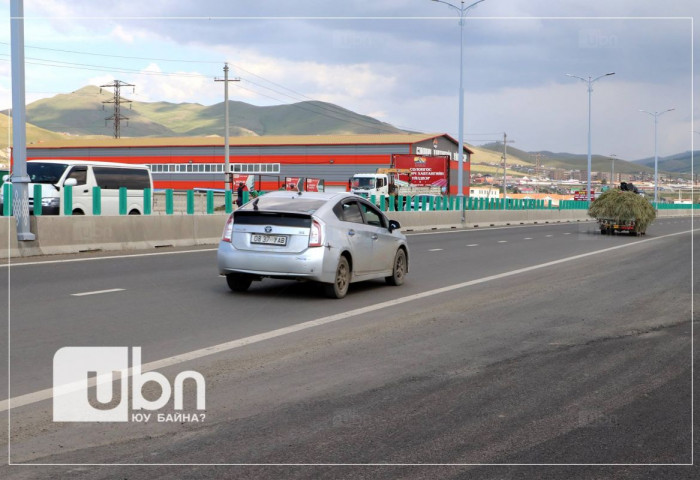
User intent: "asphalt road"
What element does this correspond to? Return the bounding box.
[0,217,696,479]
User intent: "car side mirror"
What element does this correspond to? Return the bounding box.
[64,178,78,187]
[388,219,401,232]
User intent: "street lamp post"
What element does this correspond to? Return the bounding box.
[431,0,486,199]
[609,153,616,187]
[640,108,674,208]
[566,72,615,205]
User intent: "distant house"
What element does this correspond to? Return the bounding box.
[470,186,501,199]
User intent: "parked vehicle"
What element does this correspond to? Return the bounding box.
[217,191,409,298]
[350,154,449,203]
[0,160,153,215]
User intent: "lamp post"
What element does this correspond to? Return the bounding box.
[609,153,616,187]
[566,72,615,205]
[640,108,674,208]
[431,0,486,199]
[10,0,35,240]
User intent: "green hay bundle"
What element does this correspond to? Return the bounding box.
[588,189,656,232]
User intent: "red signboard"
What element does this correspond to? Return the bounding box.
[392,154,449,187]
[573,190,596,201]
[284,177,302,191]
[305,178,323,192]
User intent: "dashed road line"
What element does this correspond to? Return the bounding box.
[1,228,695,413]
[71,288,125,297]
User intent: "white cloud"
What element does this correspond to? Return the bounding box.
[131,63,216,104]
[110,25,137,44]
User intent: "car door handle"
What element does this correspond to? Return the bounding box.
[371,234,378,240]
[348,229,356,236]
[82,189,89,193]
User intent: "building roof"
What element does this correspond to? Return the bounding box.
[27,133,474,153]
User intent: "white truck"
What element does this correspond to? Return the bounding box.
[350,168,444,199]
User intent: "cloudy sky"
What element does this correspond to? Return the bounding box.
[1,0,697,160]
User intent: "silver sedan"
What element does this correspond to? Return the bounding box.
[217,191,409,298]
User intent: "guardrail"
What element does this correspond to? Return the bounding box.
[3,185,698,217]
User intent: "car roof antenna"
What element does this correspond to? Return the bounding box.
[253,198,259,211]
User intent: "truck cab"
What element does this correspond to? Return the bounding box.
[350,173,389,198]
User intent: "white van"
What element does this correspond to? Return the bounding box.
[1,160,153,215]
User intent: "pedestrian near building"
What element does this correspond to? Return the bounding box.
[236,182,246,207]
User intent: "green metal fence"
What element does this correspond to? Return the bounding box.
[1,187,697,217]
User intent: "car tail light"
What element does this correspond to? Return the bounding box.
[309,219,323,247]
[222,214,234,243]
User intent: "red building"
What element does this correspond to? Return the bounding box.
[24,133,473,194]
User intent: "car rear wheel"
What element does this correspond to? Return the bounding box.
[226,273,253,292]
[385,248,406,286]
[324,256,350,299]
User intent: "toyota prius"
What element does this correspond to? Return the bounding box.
[217,191,408,298]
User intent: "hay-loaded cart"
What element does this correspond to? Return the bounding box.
[597,217,645,236]
[588,188,656,237]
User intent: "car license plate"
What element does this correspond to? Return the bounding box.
[251,234,287,246]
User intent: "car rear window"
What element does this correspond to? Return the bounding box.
[234,211,312,228]
[240,195,326,214]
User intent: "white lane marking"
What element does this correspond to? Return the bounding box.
[428,248,443,252]
[498,241,508,243]
[71,288,125,297]
[546,235,553,238]
[0,248,217,268]
[3,228,694,413]
[466,244,479,247]
[524,237,533,240]
[406,221,597,236]
[563,233,572,235]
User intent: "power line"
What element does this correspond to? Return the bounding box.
[3,42,414,130]
[0,41,221,64]
[0,46,431,135]
[0,54,208,77]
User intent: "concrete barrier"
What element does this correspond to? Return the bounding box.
[0,214,228,258]
[389,209,594,231]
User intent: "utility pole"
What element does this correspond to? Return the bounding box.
[215,63,240,192]
[101,80,135,138]
[531,153,543,193]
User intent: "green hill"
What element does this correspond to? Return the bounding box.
[632,151,699,174]
[479,143,655,175]
[2,85,406,138]
[0,112,75,166]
